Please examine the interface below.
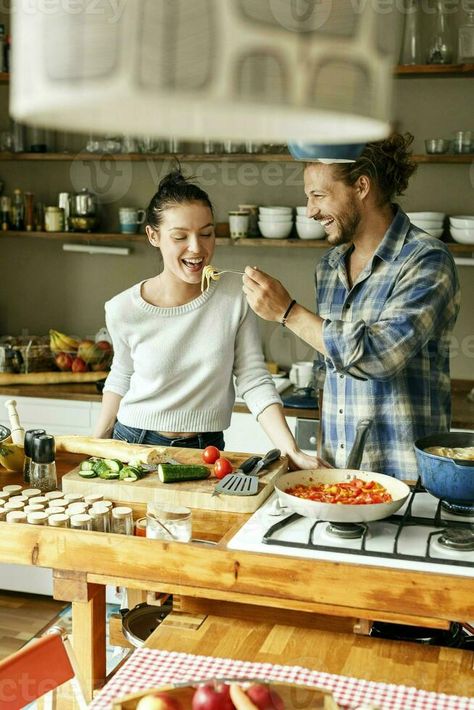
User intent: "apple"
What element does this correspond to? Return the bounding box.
[55,351,73,371]
[71,356,88,373]
[136,692,183,710]
[192,683,234,710]
[246,684,284,710]
[95,340,112,352]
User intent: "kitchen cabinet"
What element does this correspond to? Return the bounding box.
[0,394,96,435]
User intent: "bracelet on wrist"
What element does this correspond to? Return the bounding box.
[281,299,297,327]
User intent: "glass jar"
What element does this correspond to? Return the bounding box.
[44,206,65,232]
[134,517,147,537]
[30,435,57,493]
[146,504,192,542]
[399,0,421,65]
[90,504,111,533]
[67,503,88,516]
[6,511,27,524]
[111,506,133,535]
[427,0,454,64]
[27,511,48,526]
[70,513,92,531]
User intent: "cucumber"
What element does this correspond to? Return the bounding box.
[98,469,120,480]
[103,459,123,472]
[80,460,95,471]
[119,466,143,481]
[158,464,210,483]
[92,459,111,476]
[78,469,97,478]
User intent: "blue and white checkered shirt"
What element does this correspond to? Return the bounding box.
[314,206,460,480]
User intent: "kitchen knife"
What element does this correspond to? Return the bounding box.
[245,448,281,476]
[234,455,262,475]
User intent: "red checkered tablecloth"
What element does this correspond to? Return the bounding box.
[89,649,474,709]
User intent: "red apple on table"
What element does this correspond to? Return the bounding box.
[71,356,88,373]
[246,684,284,710]
[192,683,234,710]
[136,691,183,710]
[54,351,73,371]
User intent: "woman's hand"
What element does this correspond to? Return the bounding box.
[242,266,292,323]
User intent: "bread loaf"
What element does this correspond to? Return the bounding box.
[0,372,108,385]
[54,435,167,464]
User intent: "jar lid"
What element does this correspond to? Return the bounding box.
[90,504,109,516]
[46,506,66,515]
[70,513,92,526]
[0,491,10,501]
[100,500,113,509]
[24,429,46,457]
[23,488,43,499]
[9,495,27,504]
[64,493,83,503]
[6,511,27,523]
[27,511,48,524]
[29,496,48,505]
[32,434,55,464]
[24,504,45,513]
[3,484,22,494]
[48,514,69,527]
[85,493,103,504]
[112,506,132,518]
[45,490,63,501]
[67,503,88,514]
[5,500,25,511]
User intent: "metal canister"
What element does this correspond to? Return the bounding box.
[58,193,71,231]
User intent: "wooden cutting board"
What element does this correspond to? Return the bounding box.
[61,447,288,512]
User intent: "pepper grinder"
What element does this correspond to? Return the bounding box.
[30,434,57,493]
[23,428,46,483]
[4,399,25,445]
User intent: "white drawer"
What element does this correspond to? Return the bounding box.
[0,395,92,434]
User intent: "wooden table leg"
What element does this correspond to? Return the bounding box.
[53,571,106,702]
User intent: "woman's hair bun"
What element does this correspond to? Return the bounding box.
[157,169,187,196]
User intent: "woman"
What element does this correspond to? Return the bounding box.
[93,169,316,469]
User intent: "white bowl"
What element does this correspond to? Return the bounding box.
[449,216,474,229]
[296,215,317,222]
[410,218,443,227]
[296,221,326,240]
[295,206,308,215]
[406,212,445,221]
[450,228,474,244]
[258,220,293,239]
[258,214,294,223]
[259,206,293,215]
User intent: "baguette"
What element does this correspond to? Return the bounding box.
[55,435,168,464]
[0,372,109,385]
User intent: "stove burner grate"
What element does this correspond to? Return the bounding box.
[440,500,474,516]
[437,528,474,551]
[326,522,365,539]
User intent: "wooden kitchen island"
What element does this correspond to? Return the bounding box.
[0,453,473,702]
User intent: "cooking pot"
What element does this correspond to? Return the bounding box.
[274,418,410,522]
[414,432,474,506]
[71,188,97,217]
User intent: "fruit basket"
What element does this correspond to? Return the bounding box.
[49,330,113,373]
[111,679,339,709]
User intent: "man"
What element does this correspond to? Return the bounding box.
[243,134,460,480]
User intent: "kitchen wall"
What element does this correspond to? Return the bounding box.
[0,7,473,378]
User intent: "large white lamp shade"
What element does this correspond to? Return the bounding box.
[11,0,401,144]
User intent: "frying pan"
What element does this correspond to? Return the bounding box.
[274,468,410,523]
[274,417,410,522]
[414,431,474,504]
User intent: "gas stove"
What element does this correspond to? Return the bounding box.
[227,482,474,578]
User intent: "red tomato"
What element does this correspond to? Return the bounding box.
[202,446,220,464]
[214,457,233,479]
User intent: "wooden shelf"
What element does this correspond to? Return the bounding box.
[1,230,471,254]
[395,63,474,76]
[0,151,471,164]
[0,72,9,84]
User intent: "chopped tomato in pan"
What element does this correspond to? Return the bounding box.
[285,478,393,505]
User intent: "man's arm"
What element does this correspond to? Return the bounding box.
[242,266,328,356]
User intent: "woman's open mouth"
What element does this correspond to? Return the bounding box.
[182,257,204,272]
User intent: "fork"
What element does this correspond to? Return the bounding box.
[212,269,245,276]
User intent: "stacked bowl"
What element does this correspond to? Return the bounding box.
[258,206,293,239]
[406,212,445,238]
[449,216,474,245]
[295,207,326,240]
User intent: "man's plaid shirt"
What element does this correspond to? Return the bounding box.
[314,206,460,480]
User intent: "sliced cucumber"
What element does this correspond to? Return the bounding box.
[98,469,120,480]
[103,459,123,472]
[78,469,97,478]
[119,466,142,481]
[158,463,210,483]
[80,460,95,471]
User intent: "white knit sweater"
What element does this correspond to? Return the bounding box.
[103,277,282,432]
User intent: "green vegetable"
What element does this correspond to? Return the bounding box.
[92,459,112,476]
[158,464,210,483]
[80,460,95,471]
[78,469,97,478]
[98,469,120,480]
[103,459,123,472]
[119,466,143,481]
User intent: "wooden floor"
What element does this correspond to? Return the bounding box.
[0,590,68,660]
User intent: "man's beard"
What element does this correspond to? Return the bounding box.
[327,206,361,246]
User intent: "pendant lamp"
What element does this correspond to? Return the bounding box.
[11,0,401,144]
